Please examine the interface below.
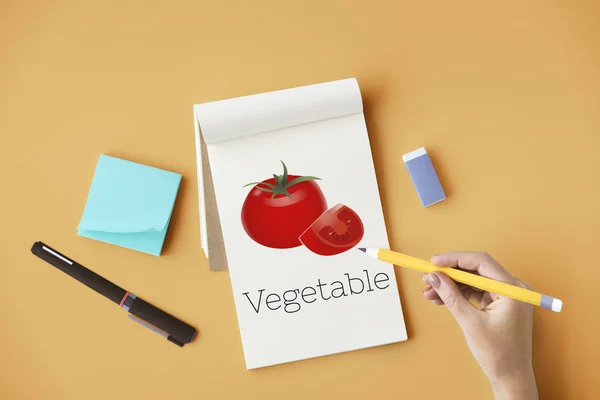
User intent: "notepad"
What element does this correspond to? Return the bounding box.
[78,155,181,256]
[193,78,407,369]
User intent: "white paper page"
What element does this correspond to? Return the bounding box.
[205,111,407,368]
[194,113,230,271]
[193,114,209,255]
[196,78,362,144]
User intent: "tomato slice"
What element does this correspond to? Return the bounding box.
[299,203,364,256]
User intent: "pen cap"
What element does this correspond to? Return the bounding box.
[128,298,196,345]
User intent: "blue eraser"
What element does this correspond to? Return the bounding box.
[403,147,446,207]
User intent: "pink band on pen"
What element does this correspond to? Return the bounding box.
[119,292,130,308]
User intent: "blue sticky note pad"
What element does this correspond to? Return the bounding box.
[403,147,446,207]
[77,155,182,256]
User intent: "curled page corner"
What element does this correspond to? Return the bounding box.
[195,78,363,145]
[77,213,171,234]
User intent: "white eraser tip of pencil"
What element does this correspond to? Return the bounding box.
[552,299,563,312]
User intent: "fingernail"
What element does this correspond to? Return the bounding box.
[430,255,441,264]
[427,273,441,288]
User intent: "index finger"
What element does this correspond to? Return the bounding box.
[430,252,517,285]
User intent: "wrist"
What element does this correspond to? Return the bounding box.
[490,367,538,400]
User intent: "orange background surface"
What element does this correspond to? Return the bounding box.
[1,1,599,399]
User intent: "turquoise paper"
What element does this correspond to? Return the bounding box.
[77,154,182,256]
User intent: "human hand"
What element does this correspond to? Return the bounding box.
[422,252,538,400]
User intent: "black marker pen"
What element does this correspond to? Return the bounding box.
[31,241,197,347]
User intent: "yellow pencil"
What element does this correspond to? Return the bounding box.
[359,248,562,312]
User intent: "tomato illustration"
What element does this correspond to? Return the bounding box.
[241,161,327,249]
[299,203,364,256]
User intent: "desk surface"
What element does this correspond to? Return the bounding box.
[1,1,599,399]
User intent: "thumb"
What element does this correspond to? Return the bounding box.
[427,272,475,324]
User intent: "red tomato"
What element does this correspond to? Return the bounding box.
[299,203,364,256]
[241,162,327,249]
